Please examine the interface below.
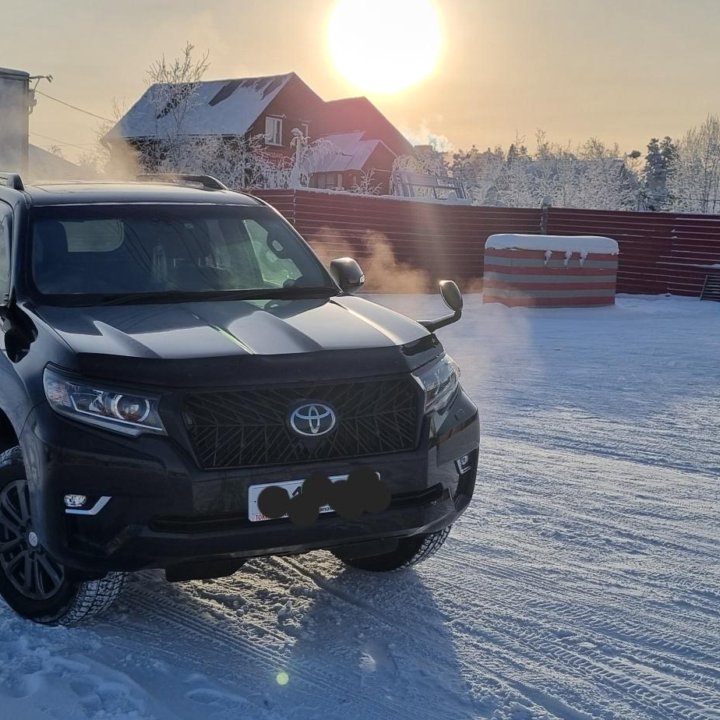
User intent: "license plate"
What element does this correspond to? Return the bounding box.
[247,474,348,522]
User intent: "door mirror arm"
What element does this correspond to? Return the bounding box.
[418,280,464,332]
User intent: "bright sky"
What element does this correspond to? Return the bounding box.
[5,0,720,162]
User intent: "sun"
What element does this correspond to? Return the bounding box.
[328,0,442,95]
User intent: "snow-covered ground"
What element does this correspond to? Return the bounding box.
[1,294,718,720]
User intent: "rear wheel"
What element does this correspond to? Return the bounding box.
[0,446,126,625]
[332,526,452,572]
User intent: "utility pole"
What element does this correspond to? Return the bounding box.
[540,196,552,234]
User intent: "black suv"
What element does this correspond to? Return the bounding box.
[0,173,479,624]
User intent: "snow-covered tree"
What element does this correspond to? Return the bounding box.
[643,137,677,210]
[350,169,383,195]
[449,133,641,211]
[665,117,720,214]
[141,42,210,172]
[391,151,458,200]
[288,131,340,190]
[412,144,451,176]
[449,145,505,204]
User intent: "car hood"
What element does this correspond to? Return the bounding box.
[33,295,430,360]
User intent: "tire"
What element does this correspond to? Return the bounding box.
[0,446,126,625]
[332,526,452,572]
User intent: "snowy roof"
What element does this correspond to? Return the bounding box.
[106,73,299,140]
[310,132,390,173]
[486,234,619,254]
[321,97,414,156]
[28,144,84,180]
[0,66,29,79]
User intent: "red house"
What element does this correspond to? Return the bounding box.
[106,73,413,194]
[309,97,413,193]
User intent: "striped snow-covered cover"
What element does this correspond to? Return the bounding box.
[483,235,619,307]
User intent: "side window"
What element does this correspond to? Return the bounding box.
[0,207,11,301]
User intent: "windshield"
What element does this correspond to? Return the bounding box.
[29,204,334,304]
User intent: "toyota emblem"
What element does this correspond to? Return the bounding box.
[289,403,337,437]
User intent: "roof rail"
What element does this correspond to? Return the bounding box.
[136,173,228,191]
[0,173,25,191]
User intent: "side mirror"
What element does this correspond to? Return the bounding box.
[0,301,36,362]
[419,280,463,332]
[440,280,463,314]
[330,257,365,293]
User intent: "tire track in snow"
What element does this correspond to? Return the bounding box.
[263,555,482,719]
[278,553,633,719]
[98,563,480,720]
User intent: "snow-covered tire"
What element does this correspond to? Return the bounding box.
[0,446,126,625]
[332,526,452,572]
[54,572,127,626]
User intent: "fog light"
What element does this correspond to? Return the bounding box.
[454,454,473,474]
[64,494,88,509]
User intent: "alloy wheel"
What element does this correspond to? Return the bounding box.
[0,479,65,600]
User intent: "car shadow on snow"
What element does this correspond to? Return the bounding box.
[270,557,479,718]
[93,554,479,719]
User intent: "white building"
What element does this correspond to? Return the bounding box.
[0,67,31,173]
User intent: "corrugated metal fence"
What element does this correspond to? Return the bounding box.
[253,190,720,296]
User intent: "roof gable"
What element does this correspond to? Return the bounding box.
[28,144,84,180]
[321,97,413,156]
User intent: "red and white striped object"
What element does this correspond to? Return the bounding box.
[483,234,619,307]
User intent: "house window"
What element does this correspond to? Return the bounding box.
[300,122,310,139]
[265,116,283,146]
[316,173,343,190]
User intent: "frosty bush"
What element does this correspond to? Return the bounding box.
[449,133,641,211]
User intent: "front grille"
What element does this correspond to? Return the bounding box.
[182,377,421,469]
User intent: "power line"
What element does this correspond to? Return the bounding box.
[35,90,113,123]
[30,131,97,152]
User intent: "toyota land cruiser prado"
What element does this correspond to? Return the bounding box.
[0,173,479,624]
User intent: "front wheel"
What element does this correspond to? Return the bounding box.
[0,446,126,625]
[332,526,452,572]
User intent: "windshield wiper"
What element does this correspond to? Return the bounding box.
[94,286,337,306]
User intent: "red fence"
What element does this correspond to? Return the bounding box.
[545,208,720,296]
[253,189,720,296]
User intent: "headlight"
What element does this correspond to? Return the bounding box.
[413,354,460,413]
[43,367,166,437]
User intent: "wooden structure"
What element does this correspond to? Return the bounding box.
[253,189,720,297]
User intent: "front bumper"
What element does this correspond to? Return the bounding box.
[21,389,479,574]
